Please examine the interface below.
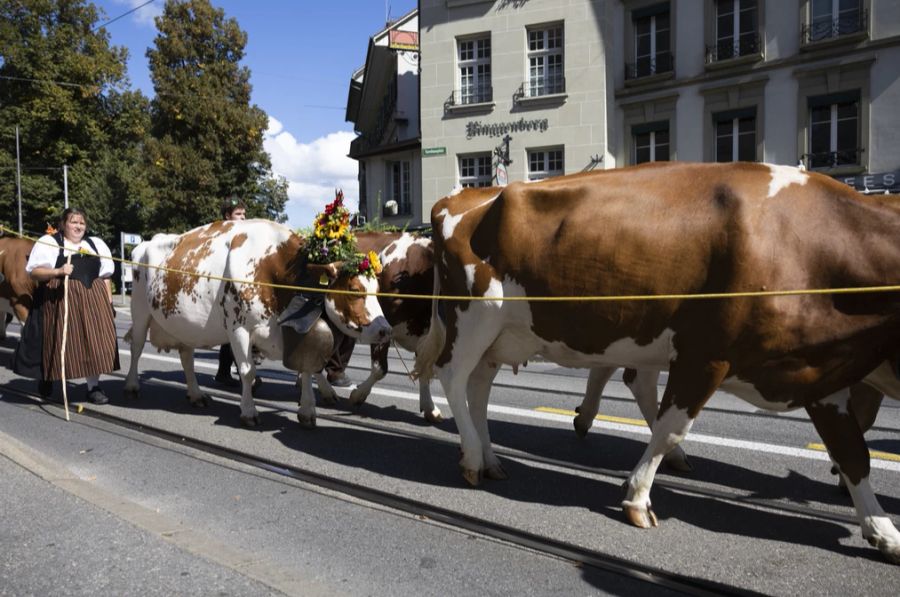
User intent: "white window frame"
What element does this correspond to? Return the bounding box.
[633,125,670,164]
[714,111,756,162]
[634,9,671,76]
[715,0,757,58]
[527,148,564,180]
[459,153,493,188]
[388,160,411,215]
[526,25,564,97]
[808,96,860,169]
[458,35,492,105]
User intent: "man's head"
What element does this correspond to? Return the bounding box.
[222,197,248,221]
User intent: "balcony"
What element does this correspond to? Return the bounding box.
[801,9,868,45]
[625,52,674,81]
[447,84,493,107]
[523,74,566,98]
[706,35,761,64]
[801,148,864,170]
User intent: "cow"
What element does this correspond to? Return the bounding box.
[0,237,36,339]
[123,219,392,427]
[341,231,444,423]
[413,162,900,563]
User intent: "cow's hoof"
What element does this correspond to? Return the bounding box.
[622,500,658,529]
[188,394,211,407]
[484,464,508,480]
[423,409,444,424]
[663,449,692,472]
[573,417,591,438]
[348,389,368,406]
[240,415,260,427]
[297,413,316,429]
[461,467,482,487]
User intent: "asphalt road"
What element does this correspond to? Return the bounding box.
[0,305,898,595]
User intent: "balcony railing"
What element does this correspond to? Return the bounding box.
[705,35,760,64]
[524,74,566,98]
[625,52,674,80]
[801,9,867,44]
[801,148,864,170]
[447,84,493,107]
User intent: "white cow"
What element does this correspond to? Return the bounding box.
[124,219,391,427]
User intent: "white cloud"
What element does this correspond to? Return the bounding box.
[110,0,163,26]
[263,117,359,230]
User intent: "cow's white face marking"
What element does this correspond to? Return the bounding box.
[325,275,391,344]
[767,164,808,198]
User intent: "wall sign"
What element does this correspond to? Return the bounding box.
[422,146,447,157]
[466,118,549,139]
[837,170,899,193]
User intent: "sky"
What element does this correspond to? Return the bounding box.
[92,0,418,230]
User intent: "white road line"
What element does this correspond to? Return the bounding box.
[3,330,899,472]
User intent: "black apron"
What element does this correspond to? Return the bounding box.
[13,235,101,379]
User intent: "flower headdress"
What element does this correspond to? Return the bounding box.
[306,190,382,282]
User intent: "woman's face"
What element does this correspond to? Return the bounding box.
[63,214,87,242]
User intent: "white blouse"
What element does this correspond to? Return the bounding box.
[26,235,115,279]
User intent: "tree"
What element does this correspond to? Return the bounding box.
[146,0,287,231]
[0,0,151,239]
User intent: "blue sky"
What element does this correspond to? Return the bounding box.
[93,0,417,229]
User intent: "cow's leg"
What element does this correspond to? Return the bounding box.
[180,347,211,407]
[419,378,443,424]
[228,329,260,426]
[467,358,503,479]
[623,359,729,528]
[832,383,884,491]
[123,316,152,399]
[297,371,317,429]
[574,366,614,437]
[349,344,386,406]
[626,369,691,472]
[807,391,900,564]
[315,372,339,404]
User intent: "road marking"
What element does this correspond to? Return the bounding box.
[807,443,900,463]
[537,406,648,427]
[4,332,900,472]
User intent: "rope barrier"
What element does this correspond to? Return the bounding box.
[4,224,900,302]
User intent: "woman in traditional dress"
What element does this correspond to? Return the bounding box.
[24,207,119,403]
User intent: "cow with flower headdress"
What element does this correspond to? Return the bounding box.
[124,190,391,427]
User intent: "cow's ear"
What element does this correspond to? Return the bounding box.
[306,262,340,285]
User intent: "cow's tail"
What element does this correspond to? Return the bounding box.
[411,267,445,383]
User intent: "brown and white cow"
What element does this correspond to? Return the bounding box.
[413,162,900,563]
[124,220,391,427]
[0,237,36,339]
[343,231,444,423]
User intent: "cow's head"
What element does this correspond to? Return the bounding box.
[306,261,391,345]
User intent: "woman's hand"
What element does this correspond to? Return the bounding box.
[58,263,74,277]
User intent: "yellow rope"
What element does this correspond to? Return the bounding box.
[5,224,900,302]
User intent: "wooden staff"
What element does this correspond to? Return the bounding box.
[60,253,72,421]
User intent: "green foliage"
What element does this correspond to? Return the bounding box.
[145,0,287,231]
[0,0,150,239]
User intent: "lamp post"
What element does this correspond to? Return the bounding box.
[15,126,22,235]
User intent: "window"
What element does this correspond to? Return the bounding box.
[805,0,865,43]
[459,154,492,188]
[633,122,670,164]
[458,36,492,105]
[628,4,673,79]
[527,148,564,180]
[389,161,411,215]
[527,25,564,97]
[806,92,860,169]
[714,108,756,162]
[709,0,758,62]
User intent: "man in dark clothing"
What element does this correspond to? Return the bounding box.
[325,330,355,387]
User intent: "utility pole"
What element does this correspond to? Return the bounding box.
[15,126,22,235]
[63,164,69,208]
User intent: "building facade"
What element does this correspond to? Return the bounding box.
[352,1,900,227]
[346,10,421,227]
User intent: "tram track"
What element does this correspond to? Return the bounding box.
[2,383,768,597]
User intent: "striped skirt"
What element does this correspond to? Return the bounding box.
[41,277,119,381]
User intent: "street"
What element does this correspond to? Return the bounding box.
[0,305,898,596]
